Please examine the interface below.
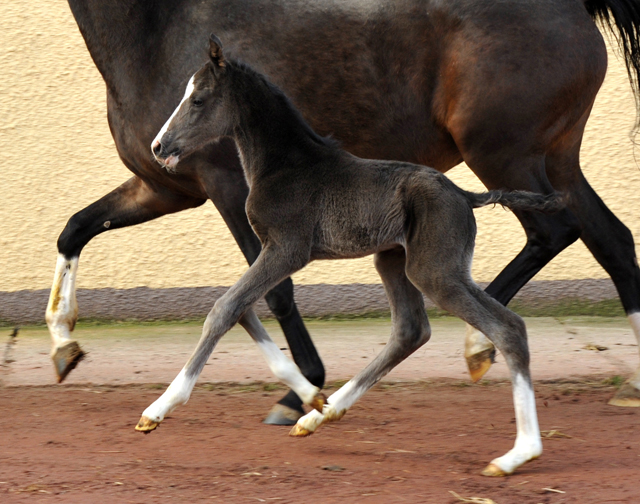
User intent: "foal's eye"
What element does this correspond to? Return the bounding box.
[192,98,204,107]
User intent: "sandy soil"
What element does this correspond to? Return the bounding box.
[0,382,638,504]
[0,317,638,503]
[1,317,638,387]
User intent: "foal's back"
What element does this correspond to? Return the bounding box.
[307,155,474,262]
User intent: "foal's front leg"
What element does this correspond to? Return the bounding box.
[239,310,326,410]
[135,246,311,432]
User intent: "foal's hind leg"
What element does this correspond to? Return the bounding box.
[46,176,204,382]
[408,270,541,475]
[290,247,431,436]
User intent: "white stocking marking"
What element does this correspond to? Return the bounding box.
[239,310,320,404]
[626,313,640,388]
[296,379,367,433]
[141,368,199,423]
[45,254,79,351]
[489,373,542,474]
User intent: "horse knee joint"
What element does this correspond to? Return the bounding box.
[264,280,296,319]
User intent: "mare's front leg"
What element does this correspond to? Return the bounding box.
[290,248,431,436]
[46,176,204,382]
[136,245,309,432]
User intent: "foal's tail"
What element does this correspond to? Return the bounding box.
[463,190,565,213]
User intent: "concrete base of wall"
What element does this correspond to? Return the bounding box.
[0,278,623,325]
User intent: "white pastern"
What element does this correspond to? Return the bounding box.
[490,373,542,474]
[296,408,325,433]
[45,254,79,350]
[625,313,640,387]
[151,74,196,158]
[292,379,364,433]
[325,379,359,414]
[464,324,494,358]
[141,368,198,423]
[239,311,319,404]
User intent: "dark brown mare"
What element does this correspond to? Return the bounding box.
[48,0,640,424]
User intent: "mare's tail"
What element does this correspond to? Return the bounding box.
[585,0,640,129]
[462,190,564,213]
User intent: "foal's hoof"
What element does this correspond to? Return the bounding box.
[608,382,640,407]
[481,463,508,477]
[263,404,304,425]
[466,347,496,383]
[135,416,160,433]
[52,341,85,383]
[309,393,328,413]
[289,424,313,437]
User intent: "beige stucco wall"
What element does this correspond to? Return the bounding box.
[1,2,639,293]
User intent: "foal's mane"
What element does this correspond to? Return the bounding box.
[229,59,340,149]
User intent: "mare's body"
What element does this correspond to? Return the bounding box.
[49,0,640,418]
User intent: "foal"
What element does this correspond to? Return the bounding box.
[143,35,561,476]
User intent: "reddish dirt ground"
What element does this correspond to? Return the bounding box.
[0,380,637,504]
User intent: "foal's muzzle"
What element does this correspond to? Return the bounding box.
[151,138,181,169]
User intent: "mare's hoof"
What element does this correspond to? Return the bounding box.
[481,463,508,477]
[135,416,159,433]
[289,424,313,437]
[466,348,496,383]
[309,393,328,413]
[608,382,640,407]
[263,404,304,425]
[52,341,85,383]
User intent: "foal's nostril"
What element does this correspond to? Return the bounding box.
[152,141,163,157]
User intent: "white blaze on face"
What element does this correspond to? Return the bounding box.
[151,74,196,166]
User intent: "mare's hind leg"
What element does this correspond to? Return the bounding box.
[566,173,640,406]
[46,176,204,382]
[290,247,431,436]
[461,157,581,381]
[200,148,324,424]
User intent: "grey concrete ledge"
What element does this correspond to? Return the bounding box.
[0,278,620,324]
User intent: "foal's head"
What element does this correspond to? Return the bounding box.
[152,35,234,171]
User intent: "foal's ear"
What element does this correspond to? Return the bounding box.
[209,33,226,73]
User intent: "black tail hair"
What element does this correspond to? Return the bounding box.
[586,0,640,130]
[463,190,565,213]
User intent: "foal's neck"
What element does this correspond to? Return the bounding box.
[230,67,335,183]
